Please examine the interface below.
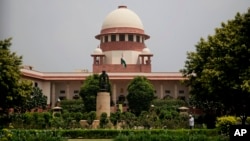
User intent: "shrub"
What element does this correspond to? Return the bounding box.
[100,113,109,128]
[10,130,66,141]
[216,116,237,135]
[60,99,85,113]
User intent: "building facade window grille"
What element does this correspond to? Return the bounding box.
[111,34,116,41]
[119,34,125,41]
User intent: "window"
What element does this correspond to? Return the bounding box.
[118,95,125,103]
[136,35,140,42]
[60,90,65,94]
[165,90,171,94]
[119,34,125,41]
[111,34,116,41]
[34,82,38,87]
[128,34,133,41]
[104,36,108,42]
[73,95,80,99]
[59,96,66,100]
[179,90,184,94]
[74,90,79,94]
[177,96,186,101]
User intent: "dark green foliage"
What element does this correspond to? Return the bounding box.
[152,99,187,111]
[87,111,96,126]
[25,87,47,111]
[120,112,137,129]
[60,99,85,113]
[127,76,155,116]
[181,9,250,125]
[99,112,109,128]
[0,129,66,141]
[0,38,33,120]
[79,74,100,112]
[0,129,226,140]
[114,131,229,141]
[110,110,122,128]
[79,74,112,112]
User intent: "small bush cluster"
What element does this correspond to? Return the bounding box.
[216,116,237,135]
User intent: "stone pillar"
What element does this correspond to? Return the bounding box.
[66,82,70,99]
[174,83,178,99]
[51,83,56,107]
[160,84,164,99]
[141,56,144,65]
[112,83,117,105]
[96,92,110,119]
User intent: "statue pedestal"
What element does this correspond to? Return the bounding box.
[96,92,110,119]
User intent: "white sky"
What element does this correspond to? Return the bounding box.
[0,0,249,72]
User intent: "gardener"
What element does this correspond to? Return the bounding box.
[189,114,194,129]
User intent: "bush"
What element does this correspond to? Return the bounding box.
[216,116,237,135]
[5,129,226,140]
[60,99,85,113]
[1,129,66,141]
[100,113,109,128]
[114,131,229,141]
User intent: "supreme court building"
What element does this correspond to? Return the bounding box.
[21,5,189,107]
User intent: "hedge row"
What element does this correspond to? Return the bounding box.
[114,133,229,141]
[0,129,66,141]
[8,129,223,139]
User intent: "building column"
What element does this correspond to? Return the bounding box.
[174,83,178,99]
[112,83,117,105]
[160,84,164,99]
[100,56,103,65]
[93,56,96,65]
[66,82,70,100]
[147,56,151,64]
[51,83,56,107]
[141,56,144,65]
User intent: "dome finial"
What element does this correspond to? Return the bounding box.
[118,5,127,9]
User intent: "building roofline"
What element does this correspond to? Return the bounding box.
[21,69,186,81]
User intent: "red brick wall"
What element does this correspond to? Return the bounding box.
[93,64,151,73]
[100,41,145,52]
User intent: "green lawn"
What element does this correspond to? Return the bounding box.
[68,139,113,141]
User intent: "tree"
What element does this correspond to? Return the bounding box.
[99,112,109,128]
[0,38,32,114]
[25,87,47,111]
[87,111,96,127]
[127,76,155,116]
[79,74,100,112]
[181,9,250,125]
[79,74,111,112]
[110,109,122,128]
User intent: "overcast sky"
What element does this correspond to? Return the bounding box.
[0,0,249,72]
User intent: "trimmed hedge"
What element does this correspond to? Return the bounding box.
[8,129,224,139]
[1,129,66,141]
[114,133,229,141]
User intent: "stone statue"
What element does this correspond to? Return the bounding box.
[99,70,110,92]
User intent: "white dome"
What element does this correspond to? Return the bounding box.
[142,48,151,54]
[93,47,103,54]
[101,6,144,30]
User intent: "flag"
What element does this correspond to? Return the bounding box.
[121,52,126,68]
[121,58,126,68]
